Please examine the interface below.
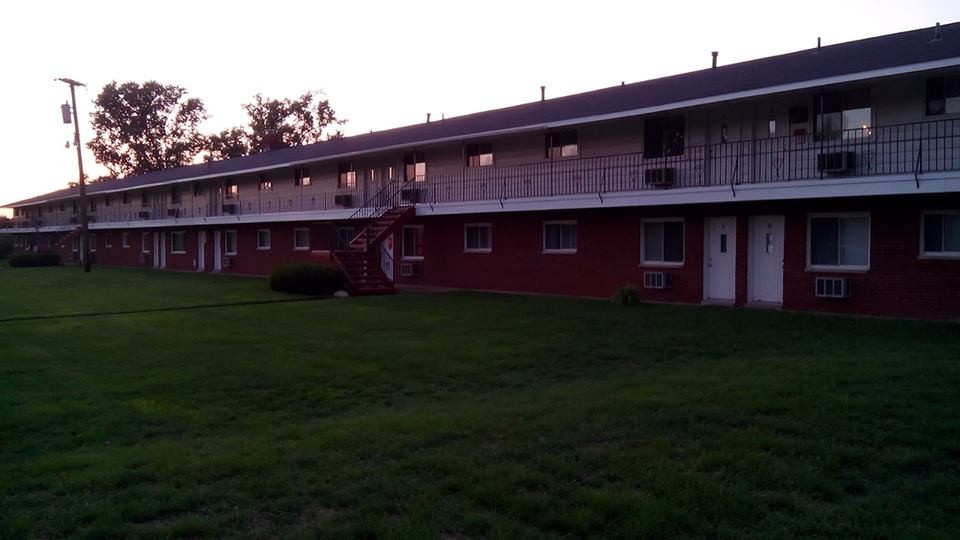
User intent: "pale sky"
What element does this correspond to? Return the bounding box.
[1,0,958,217]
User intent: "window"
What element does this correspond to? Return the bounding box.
[808,214,870,269]
[543,221,577,253]
[641,219,684,264]
[141,232,151,253]
[170,231,186,254]
[644,116,685,158]
[193,183,203,197]
[927,75,960,116]
[336,227,355,251]
[545,131,578,159]
[89,233,96,252]
[225,230,238,255]
[402,225,424,259]
[104,233,113,248]
[814,89,871,139]
[294,228,310,250]
[122,232,130,248]
[922,212,960,256]
[72,237,79,252]
[257,229,271,250]
[171,185,181,205]
[464,223,492,252]
[294,166,311,186]
[338,163,357,188]
[225,181,239,199]
[141,191,149,208]
[404,152,426,182]
[258,175,272,191]
[466,143,494,167]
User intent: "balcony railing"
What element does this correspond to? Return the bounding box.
[11,118,960,229]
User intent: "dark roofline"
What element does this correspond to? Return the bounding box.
[6,20,960,208]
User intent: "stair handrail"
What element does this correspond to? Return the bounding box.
[343,176,418,248]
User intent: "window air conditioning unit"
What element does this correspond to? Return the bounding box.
[817,151,856,174]
[138,211,151,220]
[166,208,179,218]
[815,277,851,298]
[400,188,423,203]
[643,271,671,289]
[400,262,419,277]
[221,256,233,268]
[222,204,238,215]
[644,168,676,188]
[334,194,353,207]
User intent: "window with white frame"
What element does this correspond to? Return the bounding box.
[257,229,271,250]
[922,212,960,256]
[466,143,494,167]
[402,225,424,259]
[141,232,151,253]
[543,221,577,253]
[225,230,238,255]
[641,219,684,264]
[404,152,426,182]
[294,166,311,186]
[338,163,357,189]
[545,131,578,159]
[122,232,130,248]
[72,237,79,252]
[170,231,186,254]
[926,75,960,116]
[808,214,870,269]
[258,175,272,191]
[89,233,97,252]
[294,228,310,250]
[104,233,112,248]
[464,223,492,252]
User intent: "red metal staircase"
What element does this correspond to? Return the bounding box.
[57,226,82,248]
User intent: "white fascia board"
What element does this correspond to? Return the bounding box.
[9,56,960,209]
[416,172,960,216]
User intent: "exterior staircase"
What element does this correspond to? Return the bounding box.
[57,226,82,249]
[332,198,416,296]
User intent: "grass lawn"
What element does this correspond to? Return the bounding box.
[1,266,958,539]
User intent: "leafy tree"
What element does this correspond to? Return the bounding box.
[206,91,344,160]
[88,81,209,177]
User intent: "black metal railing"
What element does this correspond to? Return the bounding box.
[11,118,959,230]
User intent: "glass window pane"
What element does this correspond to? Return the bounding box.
[838,217,869,266]
[924,214,943,252]
[644,222,664,262]
[562,224,576,249]
[810,218,839,266]
[944,215,960,252]
[663,222,684,262]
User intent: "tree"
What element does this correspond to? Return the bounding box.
[206,91,344,160]
[88,81,209,177]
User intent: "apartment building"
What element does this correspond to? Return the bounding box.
[4,22,960,318]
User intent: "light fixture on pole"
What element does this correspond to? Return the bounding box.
[56,77,91,273]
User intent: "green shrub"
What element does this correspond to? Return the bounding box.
[8,251,62,268]
[0,236,12,260]
[270,263,346,295]
[612,284,641,306]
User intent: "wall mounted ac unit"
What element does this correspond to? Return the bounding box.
[221,256,233,269]
[643,271,671,289]
[817,151,856,174]
[400,262,419,277]
[644,168,676,188]
[137,211,150,220]
[815,277,851,298]
[334,194,353,207]
[222,204,238,215]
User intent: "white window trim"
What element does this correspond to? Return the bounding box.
[463,223,492,253]
[170,231,187,254]
[401,224,425,261]
[256,229,271,251]
[542,220,578,254]
[122,233,130,249]
[89,234,96,252]
[806,212,871,272]
[919,210,960,259]
[104,233,113,249]
[293,227,310,251]
[225,230,238,256]
[141,233,151,254]
[640,218,685,267]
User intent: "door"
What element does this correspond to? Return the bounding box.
[748,215,784,303]
[159,232,167,269]
[213,231,222,272]
[704,217,736,301]
[152,233,160,268]
[197,231,206,271]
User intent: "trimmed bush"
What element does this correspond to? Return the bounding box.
[612,284,641,306]
[270,263,346,296]
[8,252,62,268]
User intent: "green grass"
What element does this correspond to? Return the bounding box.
[1,266,958,539]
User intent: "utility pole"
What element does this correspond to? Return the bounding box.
[57,78,90,272]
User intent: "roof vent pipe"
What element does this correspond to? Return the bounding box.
[932,22,941,41]
[426,113,431,123]
[711,51,718,68]
[540,85,545,101]
[817,37,821,52]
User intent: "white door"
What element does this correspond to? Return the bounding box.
[704,217,737,301]
[748,215,784,303]
[152,233,160,268]
[213,231,222,272]
[159,232,167,269]
[197,231,206,271]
